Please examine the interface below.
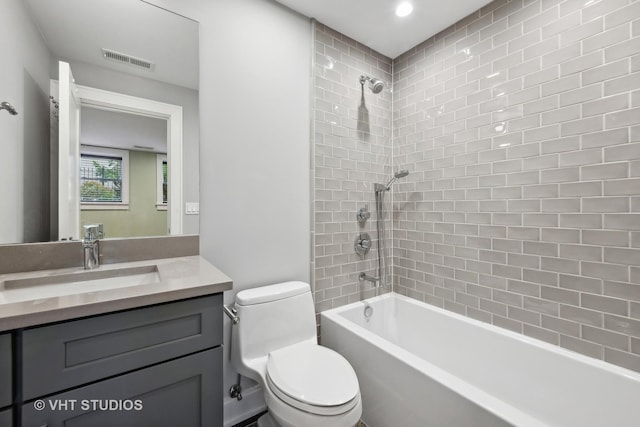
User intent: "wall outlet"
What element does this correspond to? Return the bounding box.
[185,202,199,215]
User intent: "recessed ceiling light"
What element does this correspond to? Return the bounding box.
[396,2,413,17]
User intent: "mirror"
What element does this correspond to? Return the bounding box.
[0,0,199,244]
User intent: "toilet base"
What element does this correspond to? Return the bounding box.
[258,411,361,427]
[257,412,278,427]
[264,386,362,427]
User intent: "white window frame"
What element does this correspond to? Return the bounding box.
[156,154,168,210]
[80,146,130,210]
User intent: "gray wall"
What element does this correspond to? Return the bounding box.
[142,0,312,423]
[196,0,311,410]
[311,23,394,311]
[392,0,640,373]
[0,0,51,244]
[58,60,200,235]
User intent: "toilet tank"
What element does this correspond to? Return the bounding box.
[232,282,317,367]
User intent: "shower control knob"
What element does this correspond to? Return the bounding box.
[354,232,372,256]
[357,205,371,224]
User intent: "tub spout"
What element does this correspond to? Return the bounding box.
[359,272,379,286]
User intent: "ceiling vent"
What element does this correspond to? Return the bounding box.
[101,48,155,72]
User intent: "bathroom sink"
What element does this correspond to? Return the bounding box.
[0,265,160,304]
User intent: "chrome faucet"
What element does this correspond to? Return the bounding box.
[83,224,103,270]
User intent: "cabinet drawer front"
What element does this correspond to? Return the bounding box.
[23,294,222,400]
[23,347,222,427]
[0,334,11,409]
[0,407,11,427]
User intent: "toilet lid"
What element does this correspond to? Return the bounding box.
[266,344,359,415]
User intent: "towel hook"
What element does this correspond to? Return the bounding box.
[0,102,18,115]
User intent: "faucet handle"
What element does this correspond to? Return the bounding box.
[357,205,371,224]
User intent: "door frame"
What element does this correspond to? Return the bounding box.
[56,82,184,236]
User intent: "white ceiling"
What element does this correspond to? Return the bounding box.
[81,108,167,153]
[24,0,199,90]
[274,0,494,58]
[23,0,493,90]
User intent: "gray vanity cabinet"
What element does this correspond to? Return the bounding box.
[0,333,11,409]
[0,333,12,427]
[22,294,222,400]
[0,408,11,427]
[22,347,221,427]
[18,294,223,427]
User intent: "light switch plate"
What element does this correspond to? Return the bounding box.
[185,202,199,215]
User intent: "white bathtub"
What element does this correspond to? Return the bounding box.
[320,293,640,427]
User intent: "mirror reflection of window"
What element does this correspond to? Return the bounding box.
[80,155,123,203]
[163,163,168,203]
[79,146,130,209]
[156,154,168,210]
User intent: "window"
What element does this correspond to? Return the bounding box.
[80,146,129,209]
[80,155,122,202]
[156,154,168,210]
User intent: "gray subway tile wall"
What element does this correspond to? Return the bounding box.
[312,22,393,312]
[312,0,640,373]
[391,0,640,372]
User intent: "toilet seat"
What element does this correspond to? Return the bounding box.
[266,343,360,416]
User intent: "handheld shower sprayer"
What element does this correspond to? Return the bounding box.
[370,170,410,290]
[375,170,410,192]
[384,170,410,191]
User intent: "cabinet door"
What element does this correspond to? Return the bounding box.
[0,408,11,427]
[23,294,222,400]
[22,347,222,427]
[0,334,10,409]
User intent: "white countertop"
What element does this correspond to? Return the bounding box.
[0,256,232,331]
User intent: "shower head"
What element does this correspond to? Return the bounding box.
[359,75,385,94]
[369,78,384,94]
[377,170,410,192]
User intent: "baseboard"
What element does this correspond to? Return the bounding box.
[223,383,267,427]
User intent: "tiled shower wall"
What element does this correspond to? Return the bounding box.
[312,22,393,312]
[392,0,640,371]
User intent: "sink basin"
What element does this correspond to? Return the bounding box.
[0,265,160,304]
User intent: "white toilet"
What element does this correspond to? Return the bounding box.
[231,281,362,427]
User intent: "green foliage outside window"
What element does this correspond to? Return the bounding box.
[80,181,117,200]
[80,157,123,202]
[162,161,168,204]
